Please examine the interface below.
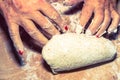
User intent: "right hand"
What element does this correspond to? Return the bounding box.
[0,0,67,65]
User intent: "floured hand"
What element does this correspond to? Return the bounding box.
[64,0,120,37]
[0,0,67,65]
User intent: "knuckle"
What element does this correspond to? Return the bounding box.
[9,29,16,37]
[43,23,55,31]
[95,10,104,19]
[50,12,60,20]
[43,25,59,35]
[112,11,120,21]
[105,15,111,22]
[98,11,104,17]
[116,13,120,20]
[9,32,16,37]
[98,14,104,21]
[112,10,120,18]
[28,30,38,36]
[43,22,52,29]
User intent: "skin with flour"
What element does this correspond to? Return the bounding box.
[0,0,67,64]
[64,0,120,36]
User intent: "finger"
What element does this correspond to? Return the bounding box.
[39,1,66,32]
[21,19,48,46]
[96,9,111,37]
[79,4,94,27]
[8,22,26,65]
[108,8,120,33]
[75,4,94,34]
[75,24,84,34]
[31,11,60,36]
[86,7,104,35]
[76,4,93,34]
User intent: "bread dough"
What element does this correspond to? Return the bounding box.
[42,33,116,74]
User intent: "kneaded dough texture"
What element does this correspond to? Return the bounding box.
[42,33,116,74]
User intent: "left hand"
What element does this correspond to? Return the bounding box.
[0,0,67,65]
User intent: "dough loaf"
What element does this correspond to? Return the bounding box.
[42,33,117,74]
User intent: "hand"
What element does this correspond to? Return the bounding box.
[0,0,67,65]
[64,0,120,37]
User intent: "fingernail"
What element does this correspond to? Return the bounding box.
[18,50,26,66]
[64,25,69,31]
[75,25,83,34]
[86,29,92,36]
[18,50,24,55]
[96,35,99,38]
[96,31,106,38]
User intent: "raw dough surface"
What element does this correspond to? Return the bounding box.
[42,33,117,73]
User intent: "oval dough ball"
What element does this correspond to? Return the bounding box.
[42,33,117,74]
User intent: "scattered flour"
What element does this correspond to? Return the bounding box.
[22,48,40,80]
[51,2,81,32]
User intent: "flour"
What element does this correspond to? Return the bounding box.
[22,48,40,80]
